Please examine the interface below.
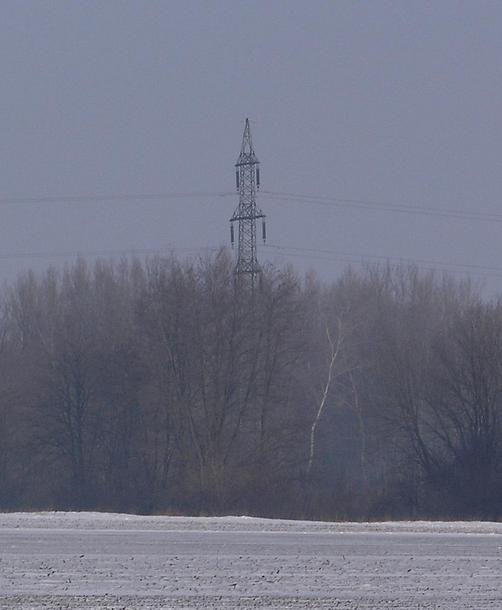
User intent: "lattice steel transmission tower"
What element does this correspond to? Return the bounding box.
[230,118,266,287]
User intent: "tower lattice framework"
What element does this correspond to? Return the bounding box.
[230,118,266,286]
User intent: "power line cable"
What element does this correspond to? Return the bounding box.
[2,242,502,280]
[263,243,502,279]
[0,186,501,279]
[0,245,219,261]
[262,190,502,224]
[0,192,234,206]
[0,187,501,225]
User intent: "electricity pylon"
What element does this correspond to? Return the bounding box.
[230,118,266,288]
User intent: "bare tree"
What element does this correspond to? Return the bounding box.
[419,302,502,517]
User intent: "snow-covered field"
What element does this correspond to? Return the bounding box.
[0,512,501,609]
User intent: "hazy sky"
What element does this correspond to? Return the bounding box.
[2,1,502,293]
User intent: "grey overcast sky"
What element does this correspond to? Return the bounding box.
[1,1,502,292]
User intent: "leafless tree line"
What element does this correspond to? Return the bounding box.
[0,250,501,520]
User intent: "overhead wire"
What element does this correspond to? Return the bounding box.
[261,190,502,224]
[0,187,501,279]
[263,243,502,280]
[0,245,219,261]
[1,242,501,281]
[0,191,234,206]
[0,187,501,224]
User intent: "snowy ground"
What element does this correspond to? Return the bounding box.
[0,513,501,609]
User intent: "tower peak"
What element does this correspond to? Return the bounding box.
[236,118,259,166]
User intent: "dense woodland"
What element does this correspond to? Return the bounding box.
[0,250,501,520]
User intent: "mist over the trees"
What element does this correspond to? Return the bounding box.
[0,252,500,520]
